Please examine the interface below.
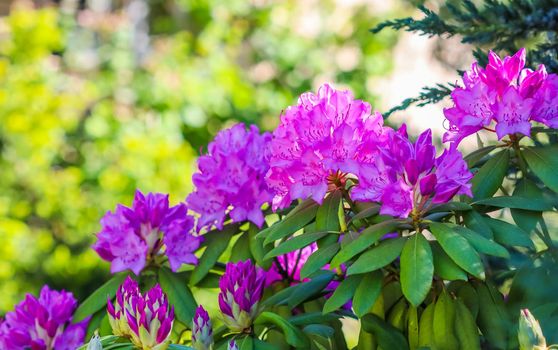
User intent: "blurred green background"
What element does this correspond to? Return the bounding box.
[0,0,405,312]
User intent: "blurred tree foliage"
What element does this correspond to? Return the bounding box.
[0,0,399,312]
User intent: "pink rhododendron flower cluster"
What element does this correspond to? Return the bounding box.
[266,83,389,210]
[352,126,473,218]
[0,286,88,350]
[187,123,273,230]
[92,190,202,275]
[444,48,558,143]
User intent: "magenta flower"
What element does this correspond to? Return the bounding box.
[107,277,174,350]
[352,126,473,218]
[187,123,273,230]
[218,260,265,332]
[93,190,202,275]
[0,285,88,350]
[192,306,212,350]
[266,83,389,210]
[444,48,558,143]
[265,243,317,286]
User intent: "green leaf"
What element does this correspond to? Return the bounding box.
[431,243,468,281]
[400,233,433,307]
[462,210,493,238]
[239,335,254,350]
[323,275,362,314]
[433,290,459,350]
[429,222,484,279]
[168,345,195,350]
[158,267,197,325]
[475,282,510,349]
[230,232,252,262]
[361,314,409,350]
[454,298,481,350]
[523,146,558,193]
[303,324,335,340]
[348,204,380,224]
[471,149,509,200]
[428,202,472,213]
[353,270,383,317]
[331,219,401,268]
[408,305,419,350]
[300,243,340,279]
[418,302,435,348]
[454,226,510,259]
[465,145,498,167]
[484,217,535,249]
[190,226,236,285]
[260,199,319,244]
[511,179,544,234]
[289,312,342,326]
[316,190,342,232]
[254,312,309,348]
[264,231,330,260]
[74,273,128,322]
[347,238,406,276]
[287,271,336,308]
[248,224,273,270]
[472,196,553,211]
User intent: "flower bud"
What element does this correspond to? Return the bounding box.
[87,334,103,350]
[518,309,547,350]
[218,260,265,332]
[227,340,239,350]
[192,306,213,350]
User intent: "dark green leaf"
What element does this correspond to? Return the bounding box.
[429,222,484,279]
[190,226,236,285]
[401,233,433,307]
[287,271,336,308]
[353,270,383,317]
[523,146,558,193]
[331,220,402,268]
[432,243,467,281]
[484,217,534,249]
[303,324,335,339]
[289,312,342,326]
[300,243,340,279]
[472,196,553,211]
[465,145,498,167]
[254,312,309,348]
[433,290,459,350]
[428,202,472,213]
[511,179,544,234]
[230,232,252,262]
[348,204,381,224]
[471,149,509,200]
[260,200,319,244]
[158,267,197,325]
[74,272,128,322]
[361,314,409,350]
[316,190,342,232]
[475,282,511,349]
[454,226,510,258]
[347,238,406,276]
[462,210,493,238]
[248,224,273,270]
[239,336,254,350]
[264,231,330,260]
[454,299,481,350]
[323,275,362,313]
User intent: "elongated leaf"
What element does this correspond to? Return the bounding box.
[230,232,252,262]
[190,226,236,285]
[239,336,254,350]
[289,312,341,326]
[264,231,330,260]
[418,302,435,348]
[472,196,553,211]
[465,145,498,167]
[433,291,459,350]
[287,271,336,308]
[353,270,383,317]
[462,210,493,238]
[254,312,309,348]
[429,222,484,279]
[323,275,362,314]
[316,190,342,232]
[475,282,510,349]
[401,233,433,307]
[408,305,419,350]
[347,238,406,276]
[488,214,536,251]
[248,225,273,270]
[331,220,401,268]
[471,149,509,200]
[428,202,472,213]
[349,205,380,224]
[454,226,510,259]
[361,314,409,350]
[74,273,128,322]
[260,200,319,244]
[511,179,544,234]
[523,146,558,193]
[431,243,467,281]
[158,267,197,324]
[303,324,335,340]
[454,299,481,350]
[300,243,340,279]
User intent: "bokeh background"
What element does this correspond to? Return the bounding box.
[0,0,471,314]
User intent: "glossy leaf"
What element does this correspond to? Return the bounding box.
[523,146,558,193]
[431,243,467,281]
[418,302,435,348]
[433,290,459,350]
[361,314,409,350]
[484,217,535,249]
[316,190,342,232]
[347,238,406,276]
[323,275,362,314]
[254,312,309,348]
[158,266,197,325]
[74,272,128,322]
[471,149,509,200]
[462,210,493,238]
[454,226,510,259]
[260,200,319,244]
[230,232,252,262]
[249,224,273,270]
[400,233,433,307]
[454,299,481,350]
[510,179,544,234]
[264,231,329,260]
[472,196,553,211]
[287,271,336,308]
[475,282,511,349]
[300,243,340,279]
[465,145,498,167]
[191,226,236,285]
[353,270,383,317]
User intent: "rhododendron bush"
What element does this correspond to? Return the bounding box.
[2,47,558,350]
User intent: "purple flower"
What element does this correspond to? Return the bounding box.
[266,83,389,210]
[265,243,317,286]
[187,123,273,230]
[192,306,212,350]
[443,48,558,143]
[93,190,202,275]
[218,260,265,332]
[352,126,473,218]
[107,277,174,350]
[0,285,88,350]
[228,340,239,350]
